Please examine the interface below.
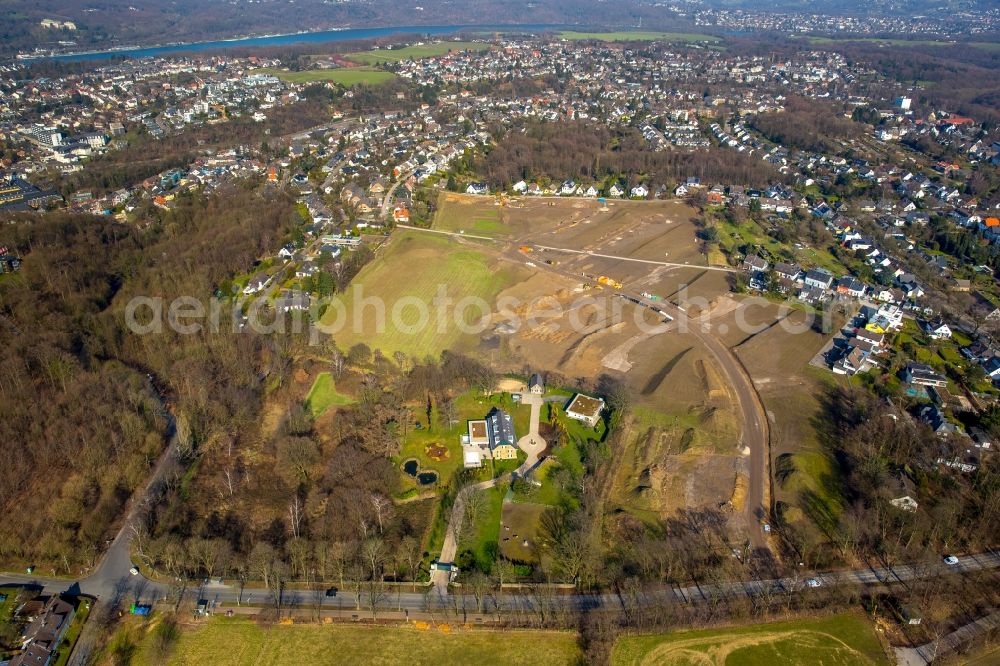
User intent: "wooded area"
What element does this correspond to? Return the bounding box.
[477,121,780,190]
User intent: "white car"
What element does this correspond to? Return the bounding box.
[806,578,822,588]
[129,566,140,576]
[943,555,959,566]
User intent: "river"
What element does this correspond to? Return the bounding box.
[22,23,564,63]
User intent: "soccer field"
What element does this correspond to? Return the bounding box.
[612,613,889,666]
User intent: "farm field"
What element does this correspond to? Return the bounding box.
[304,372,353,417]
[346,41,489,65]
[612,613,889,666]
[133,618,582,665]
[319,230,530,360]
[251,67,395,85]
[558,31,721,44]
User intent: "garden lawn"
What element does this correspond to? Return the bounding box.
[399,390,531,488]
[138,618,581,665]
[612,613,888,666]
[304,372,354,417]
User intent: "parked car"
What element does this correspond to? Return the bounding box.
[129,567,140,576]
[806,578,822,588]
[325,587,338,597]
[943,555,959,566]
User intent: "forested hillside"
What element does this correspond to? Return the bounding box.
[0,185,299,572]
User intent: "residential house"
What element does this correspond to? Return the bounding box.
[565,393,605,427]
[920,318,952,340]
[243,272,270,295]
[528,373,544,395]
[833,346,873,376]
[466,182,489,195]
[486,408,518,460]
[919,404,957,436]
[903,362,948,388]
[773,262,801,282]
[295,261,318,278]
[835,277,866,299]
[274,290,310,313]
[9,596,77,666]
[804,268,834,291]
[742,254,769,272]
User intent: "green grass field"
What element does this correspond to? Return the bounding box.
[304,372,354,417]
[558,31,720,44]
[136,618,581,665]
[346,41,489,65]
[432,201,506,237]
[613,613,888,666]
[319,231,526,359]
[457,485,505,571]
[252,67,395,85]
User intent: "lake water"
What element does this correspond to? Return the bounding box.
[29,24,563,62]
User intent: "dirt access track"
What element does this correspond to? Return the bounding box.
[413,194,773,552]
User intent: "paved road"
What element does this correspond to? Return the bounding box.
[5,553,998,620]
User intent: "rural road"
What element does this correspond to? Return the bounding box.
[4,552,999,619]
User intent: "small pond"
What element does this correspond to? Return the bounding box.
[401,459,438,486]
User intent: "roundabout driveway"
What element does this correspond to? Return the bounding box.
[515,392,546,475]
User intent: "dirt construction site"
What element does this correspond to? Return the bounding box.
[410,193,785,530]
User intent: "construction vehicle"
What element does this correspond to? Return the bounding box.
[519,245,533,253]
[597,275,623,289]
